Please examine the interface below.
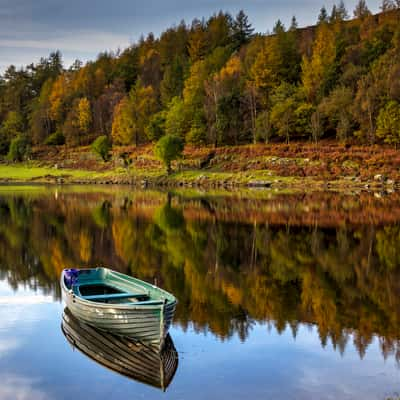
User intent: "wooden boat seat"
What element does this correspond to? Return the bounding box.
[83,293,146,301]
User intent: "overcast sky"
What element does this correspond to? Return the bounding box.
[0,0,382,72]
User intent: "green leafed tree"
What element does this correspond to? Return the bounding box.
[270,83,298,143]
[232,10,254,49]
[145,111,166,142]
[154,134,184,174]
[165,97,187,138]
[91,135,112,161]
[7,135,30,162]
[44,129,65,145]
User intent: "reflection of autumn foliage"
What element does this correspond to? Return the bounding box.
[0,189,400,361]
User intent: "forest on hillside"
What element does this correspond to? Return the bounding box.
[1,0,400,159]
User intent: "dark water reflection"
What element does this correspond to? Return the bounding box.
[0,186,400,399]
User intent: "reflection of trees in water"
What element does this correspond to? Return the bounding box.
[0,191,400,362]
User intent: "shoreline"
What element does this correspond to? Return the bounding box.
[0,168,397,192]
[0,141,399,192]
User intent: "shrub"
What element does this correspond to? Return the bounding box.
[44,130,65,145]
[7,135,31,162]
[154,134,184,174]
[91,135,112,161]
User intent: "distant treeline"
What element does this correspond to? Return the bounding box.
[1,1,400,157]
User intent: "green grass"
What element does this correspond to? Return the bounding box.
[0,163,357,191]
[0,165,95,180]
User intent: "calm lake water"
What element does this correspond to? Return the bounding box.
[0,185,399,400]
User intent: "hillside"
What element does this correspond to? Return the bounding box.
[0,2,400,179]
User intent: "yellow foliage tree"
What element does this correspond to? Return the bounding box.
[111,96,134,145]
[78,97,92,134]
[112,81,157,146]
[49,74,69,123]
[129,82,158,145]
[250,37,282,94]
[301,23,337,101]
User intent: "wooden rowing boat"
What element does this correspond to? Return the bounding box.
[60,267,177,349]
[61,308,178,391]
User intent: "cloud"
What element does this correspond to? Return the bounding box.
[0,295,54,305]
[0,338,20,357]
[0,374,50,400]
[0,31,131,53]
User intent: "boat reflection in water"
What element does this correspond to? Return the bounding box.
[61,308,179,391]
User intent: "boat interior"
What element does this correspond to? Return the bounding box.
[65,269,164,305]
[75,283,152,304]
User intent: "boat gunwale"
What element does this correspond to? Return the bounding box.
[61,268,178,311]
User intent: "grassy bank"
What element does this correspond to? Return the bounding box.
[0,141,399,190]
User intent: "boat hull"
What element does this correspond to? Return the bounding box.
[61,268,177,348]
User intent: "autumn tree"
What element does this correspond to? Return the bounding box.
[301,23,337,102]
[206,11,233,51]
[111,81,157,146]
[376,100,400,145]
[63,98,81,146]
[139,48,162,91]
[111,97,134,145]
[205,56,243,146]
[92,80,125,136]
[78,97,92,134]
[49,74,70,125]
[188,20,208,63]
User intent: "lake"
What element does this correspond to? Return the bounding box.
[0,185,399,400]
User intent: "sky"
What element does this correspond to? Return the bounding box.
[0,0,382,73]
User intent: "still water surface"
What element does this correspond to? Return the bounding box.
[0,186,399,400]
